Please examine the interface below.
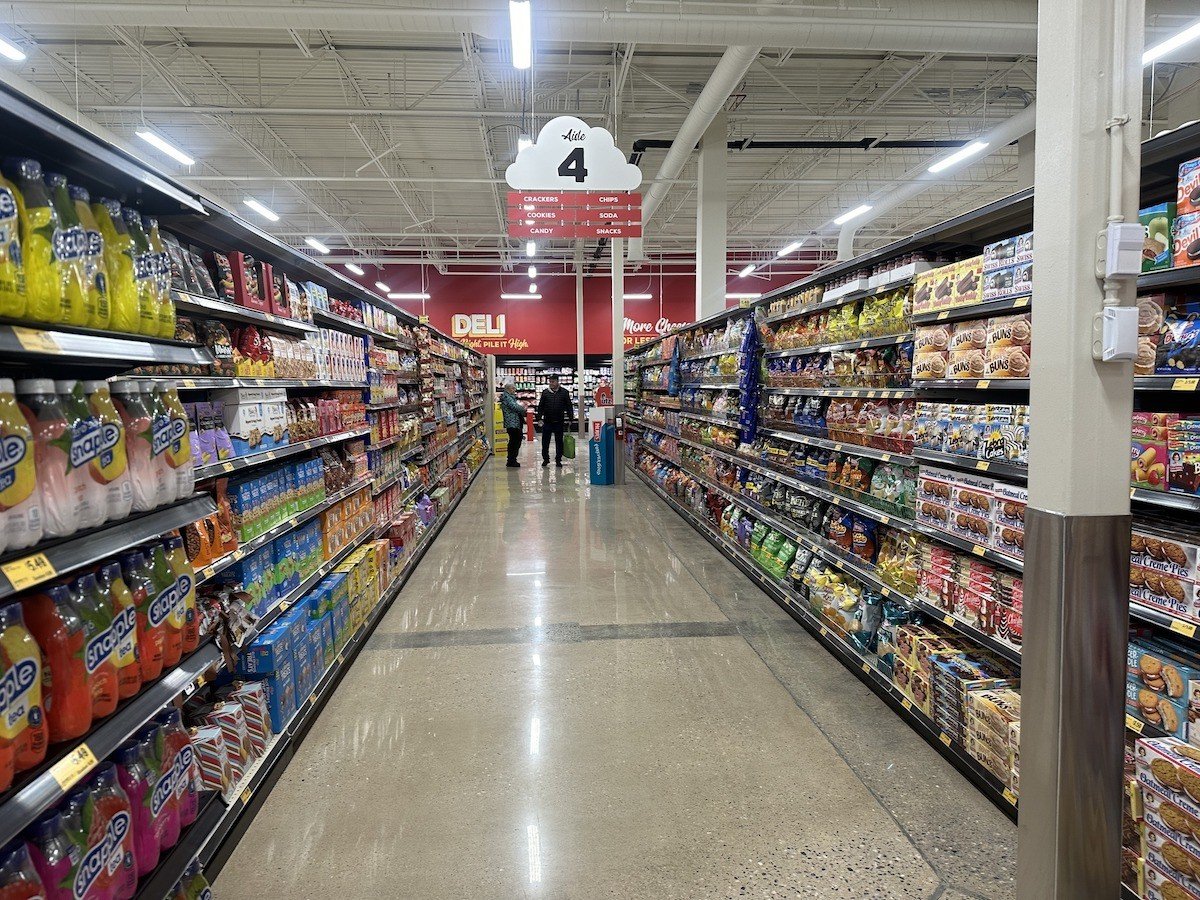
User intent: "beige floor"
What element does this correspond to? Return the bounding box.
[215,445,1016,899]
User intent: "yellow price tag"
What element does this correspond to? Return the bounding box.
[1014,297,1029,308]
[867,391,877,399]
[860,661,870,674]
[2,553,57,592]
[201,566,216,580]
[180,379,197,389]
[975,460,990,471]
[1003,789,1018,806]
[833,443,843,452]
[1130,487,1137,499]
[939,732,952,747]
[50,744,98,792]
[280,601,291,612]
[265,450,277,460]
[1126,714,1144,734]
[12,327,61,354]
[943,615,955,626]
[879,515,890,525]
[222,462,235,473]
[971,544,986,556]
[241,787,253,805]
[881,454,891,462]
[976,379,991,389]
[1174,377,1200,391]
[901,698,913,711]
[1171,619,1198,638]
[936,311,949,320]
[819,626,828,636]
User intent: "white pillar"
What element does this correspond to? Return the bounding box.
[1016,133,1035,190]
[695,111,727,320]
[1017,0,1144,897]
[612,238,625,484]
[575,243,586,435]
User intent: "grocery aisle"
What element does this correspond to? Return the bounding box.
[216,445,1016,899]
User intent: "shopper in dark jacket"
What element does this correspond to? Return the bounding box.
[537,374,573,467]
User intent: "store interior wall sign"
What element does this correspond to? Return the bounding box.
[505,116,643,192]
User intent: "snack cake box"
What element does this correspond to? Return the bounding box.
[1143,784,1200,862]
[1144,822,1200,894]
[1128,638,1200,702]
[983,232,1034,272]
[1135,738,1200,824]
[1145,859,1200,900]
[1126,677,1190,742]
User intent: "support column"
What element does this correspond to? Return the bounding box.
[1017,0,1144,897]
[575,244,586,436]
[612,238,625,484]
[695,111,727,320]
[1016,133,1035,190]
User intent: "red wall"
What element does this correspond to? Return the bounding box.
[351,265,811,355]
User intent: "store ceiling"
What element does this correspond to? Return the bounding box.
[0,1,1193,276]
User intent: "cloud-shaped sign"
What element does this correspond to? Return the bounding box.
[506,116,642,191]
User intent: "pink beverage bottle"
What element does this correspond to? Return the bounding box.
[109,381,165,512]
[0,840,48,900]
[25,810,78,900]
[114,740,158,877]
[53,380,106,530]
[154,708,198,827]
[59,783,114,900]
[15,378,77,538]
[179,860,212,900]
[82,381,132,523]
[137,722,180,850]
[89,763,136,900]
[141,384,176,506]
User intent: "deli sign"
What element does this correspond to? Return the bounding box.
[451,314,505,338]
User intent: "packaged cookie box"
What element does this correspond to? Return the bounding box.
[1174,214,1200,270]
[1143,203,1178,273]
[1128,677,1190,741]
[1129,639,1200,703]
[1136,738,1200,823]
[991,521,1025,561]
[1144,784,1200,863]
[1146,823,1200,895]
[1133,527,1200,583]
[1180,156,1200,217]
[949,471,993,515]
[1145,858,1200,900]
[983,232,1034,272]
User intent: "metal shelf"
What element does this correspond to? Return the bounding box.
[911,448,1028,482]
[910,296,1030,325]
[370,433,423,454]
[172,291,318,335]
[681,380,741,389]
[640,420,681,439]
[158,377,366,391]
[193,427,370,481]
[761,427,913,466]
[761,386,913,399]
[763,332,913,358]
[0,495,216,600]
[1129,601,1200,639]
[915,378,1029,393]
[312,309,399,343]
[680,409,742,428]
[1131,487,1200,515]
[1138,266,1200,291]
[911,521,1024,573]
[0,323,212,371]
[1135,375,1200,392]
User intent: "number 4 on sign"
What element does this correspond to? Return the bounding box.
[558,148,588,184]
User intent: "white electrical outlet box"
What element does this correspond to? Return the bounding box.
[1106,223,1146,277]
[1093,306,1139,361]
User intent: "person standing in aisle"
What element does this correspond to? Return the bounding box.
[500,381,526,468]
[537,374,573,467]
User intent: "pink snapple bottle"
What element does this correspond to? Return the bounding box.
[0,840,48,900]
[154,708,198,827]
[15,379,77,538]
[137,722,180,850]
[114,740,158,878]
[110,381,165,513]
[90,763,137,900]
[25,810,78,900]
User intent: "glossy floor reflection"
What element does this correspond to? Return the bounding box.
[215,445,1016,899]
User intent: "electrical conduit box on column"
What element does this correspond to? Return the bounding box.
[589,407,614,485]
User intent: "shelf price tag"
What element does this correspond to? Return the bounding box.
[860,661,871,674]
[936,311,949,320]
[971,544,986,557]
[1013,297,1029,308]
[50,744,98,792]
[12,327,61,355]
[2,553,57,592]
[943,614,955,626]
[1173,377,1200,391]
[974,460,990,471]
[241,787,253,805]
[900,698,912,711]
[1170,619,1198,638]
[1002,789,1018,806]
[819,626,828,637]
[222,462,235,473]
[939,732,952,746]
[1126,714,1144,734]
[976,380,990,389]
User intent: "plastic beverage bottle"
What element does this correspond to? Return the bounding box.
[25,810,79,900]
[113,740,157,877]
[157,382,193,500]
[138,722,180,851]
[69,573,118,720]
[0,378,43,553]
[21,583,91,744]
[92,200,138,334]
[117,550,162,684]
[109,381,165,513]
[178,861,212,900]
[43,173,90,328]
[0,171,26,318]
[154,708,198,827]
[141,217,174,338]
[0,603,46,775]
[2,158,60,324]
[147,543,181,669]
[96,563,141,700]
[69,186,110,332]
[120,209,158,336]
[162,536,198,655]
[89,763,137,900]
[143,384,177,507]
[59,778,119,900]
[54,380,106,530]
[0,839,49,900]
[16,379,76,538]
[82,381,132,522]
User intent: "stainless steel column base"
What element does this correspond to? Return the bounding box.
[1016,507,1130,899]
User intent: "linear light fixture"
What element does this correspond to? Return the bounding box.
[243,198,279,221]
[527,265,537,277]
[529,283,538,293]
[726,292,763,299]
[526,241,537,257]
[344,263,365,276]
[1144,18,1200,65]
[0,36,26,62]
[502,292,542,300]
[625,293,653,300]
[738,264,756,277]
[776,240,804,258]
[304,237,330,254]
[509,1,532,69]
[388,292,431,300]
[135,129,195,166]
[375,281,390,292]
[834,204,872,226]
[927,141,990,174]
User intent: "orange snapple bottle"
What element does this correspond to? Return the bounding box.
[97,562,141,700]
[147,542,181,669]
[69,572,118,720]
[0,603,46,779]
[21,583,92,744]
[119,549,163,683]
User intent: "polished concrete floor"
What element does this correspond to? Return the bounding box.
[216,446,1016,899]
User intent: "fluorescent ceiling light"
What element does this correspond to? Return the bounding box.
[388,292,431,300]
[0,36,26,62]
[529,283,538,293]
[135,129,195,166]
[834,204,872,226]
[625,293,653,300]
[776,240,804,258]
[304,237,330,254]
[509,1,532,69]
[738,264,756,278]
[526,241,537,257]
[726,292,763,299]
[375,281,390,292]
[927,141,990,174]
[243,198,279,222]
[1144,18,1200,65]
[344,263,365,276]
[518,136,533,152]
[527,266,537,277]
[502,292,542,300]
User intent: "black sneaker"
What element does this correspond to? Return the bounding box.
[542,460,549,467]
[556,461,563,467]
[506,462,520,468]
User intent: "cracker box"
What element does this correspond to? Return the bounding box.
[1174,213,1200,270]
[1180,157,1200,217]
[1143,203,1178,272]
[952,256,984,309]
[1128,677,1190,741]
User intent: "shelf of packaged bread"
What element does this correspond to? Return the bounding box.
[911,521,1024,573]
[914,378,1030,393]
[681,345,744,361]
[193,427,370,482]
[911,448,1028,482]
[172,290,319,336]
[1138,266,1200,291]
[153,377,366,391]
[760,427,914,466]
[0,323,214,371]
[1130,487,1200,515]
[1135,375,1200,392]
[0,639,222,850]
[1128,601,1200,639]
[681,409,742,428]
[631,466,1019,820]
[763,332,914,358]
[0,494,216,601]
[761,386,913,399]
[910,296,1031,326]
[195,477,373,585]
[759,277,916,326]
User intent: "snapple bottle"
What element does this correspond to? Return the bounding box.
[21,583,92,743]
[16,379,76,539]
[69,186,110,332]
[0,603,46,777]
[162,536,198,654]
[0,171,25,318]
[96,563,141,700]
[3,158,60,324]
[154,708,198,827]
[141,217,174,338]
[43,173,90,328]
[25,810,77,900]
[120,208,158,336]
[114,739,158,877]
[54,380,106,531]
[117,550,163,683]
[93,199,138,334]
[143,384,177,507]
[147,543,182,669]
[137,722,180,850]
[83,381,132,523]
[109,381,166,513]
[0,840,48,900]
[156,383,193,500]
[70,572,118,720]
[89,763,137,900]
[0,378,43,553]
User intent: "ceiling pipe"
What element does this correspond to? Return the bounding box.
[631,138,972,152]
[836,102,1038,259]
